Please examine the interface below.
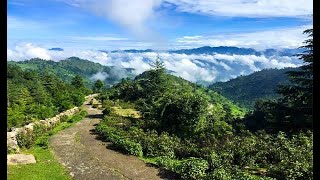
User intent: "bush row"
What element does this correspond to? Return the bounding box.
[96,119,313,180]
[96,124,143,156]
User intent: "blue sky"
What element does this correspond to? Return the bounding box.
[8,0,312,50]
[7,0,313,83]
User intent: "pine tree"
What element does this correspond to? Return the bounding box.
[277,29,313,128]
[245,29,313,133]
[94,79,104,92]
[146,56,167,98]
[150,55,165,73]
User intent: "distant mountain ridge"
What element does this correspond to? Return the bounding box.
[100,46,303,57]
[208,67,299,109]
[7,57,134,88]
[170,46,304,56]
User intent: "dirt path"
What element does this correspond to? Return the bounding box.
[49,97,172,180]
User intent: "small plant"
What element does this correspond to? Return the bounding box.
[102,106,113,116]
[154,156,181,172]
[67,114,82,123]
[33,124,47,137]
[79,109,88,117]
[176,158,209,180]
[16,130,34,148]
[102,100,114,108]
[7,146,16,154]
[35,134,49,149]
[60,115,68,122]
[113,138,143,157]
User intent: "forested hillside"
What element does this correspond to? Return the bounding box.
[7,64,90,130]
[209,67,299,109]
[8,57,134,88]
[93,29,313,180]
[94,57,312,179]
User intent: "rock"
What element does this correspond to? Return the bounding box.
[7,154,36,165]
[12,127,22,134]
[39,120,52,129]
[25,123,35,131]
[39,120,47,124]
[7,132,19,153]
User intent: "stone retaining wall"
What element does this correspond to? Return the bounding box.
[7,107,80,153]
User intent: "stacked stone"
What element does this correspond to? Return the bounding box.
[7,107,80,153]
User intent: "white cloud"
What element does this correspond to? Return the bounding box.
[90,72,109,81]
[165,58,218,82]
[61,0,312,46]
[120,56,152,74]
[7,43,303,84]
[7,43,52,60]
[65,0,163,40]
[176,25,312,50]
[165,0,312,18]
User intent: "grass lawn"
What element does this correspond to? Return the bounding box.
[7,110,87,180]
[7,147,71,180]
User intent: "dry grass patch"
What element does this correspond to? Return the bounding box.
[111,107,141,119]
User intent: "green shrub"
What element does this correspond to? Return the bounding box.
[131,129,180,158]
[33,124,47,137]
[113,138,143,157]
[102,106,113,116]
[208,151,222,169]
[102,115,130,127]
[175,140,201,158]
[79,109,88,117]
[232,169,275,180]
[102,100,114,108]
[35,134,49,149]
[67,114,83,123]
[96,124,120,141]
[205,168,231,180]
[154,156,181,172]
[16,130,34,148]
[96,124,143,156]
[155,132,180,158]
[7,146,16,154]
[176,158,209,180]
[118,100,135,109]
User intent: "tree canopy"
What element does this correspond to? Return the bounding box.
[245,29,313,133]
[7,64,89,130]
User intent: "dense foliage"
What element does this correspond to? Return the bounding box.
[95,30,313,179]
[209,67,299,109]
[96,102,312,180]
[99,59,245,138]
[244,29,313,133]
[7,64,89,130]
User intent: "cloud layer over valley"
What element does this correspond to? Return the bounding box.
[7,43,303,84]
